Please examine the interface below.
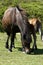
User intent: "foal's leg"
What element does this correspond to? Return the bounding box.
[32,30,37,51]
[5,35,10,49]
[33,33,37,49]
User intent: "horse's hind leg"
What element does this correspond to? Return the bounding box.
[12,33,16,48]
[9,33,16,52]
[5,35,10,49]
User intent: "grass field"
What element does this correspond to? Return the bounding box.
[0,32,43,65]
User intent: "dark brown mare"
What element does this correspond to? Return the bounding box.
[28,18,42,51]
[2,6,32,53]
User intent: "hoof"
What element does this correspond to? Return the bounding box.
[12,46,15,48]
[31,47,37,52]
[9,49,12,52]
[34,47,37,50]
[22,49,25,53]
[25,51,31,54]
[12,45,15,48]
[5,45,9,49]
[31,48,34,52]
[22,48,25,51]
[22,51,25,53]
[13,46,15,48]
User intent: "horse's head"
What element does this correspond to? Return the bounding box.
[22,15,32,54]
[16,7,32,54]
[23,28,32,54]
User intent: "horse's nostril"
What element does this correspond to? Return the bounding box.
[25,47,30,54]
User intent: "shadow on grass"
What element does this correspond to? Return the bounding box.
[15,47,22,51]
[15,47,43,55]
[32,49,43,55]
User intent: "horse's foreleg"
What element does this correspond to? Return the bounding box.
[6,35,10,49]
[12,33,16,48]
[21,34,25,52]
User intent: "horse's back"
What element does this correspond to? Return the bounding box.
[2,7,16,28]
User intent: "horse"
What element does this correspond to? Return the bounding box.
[2,6,32,54]
[28,17,42,51]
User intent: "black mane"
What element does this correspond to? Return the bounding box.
[16,5,23,11]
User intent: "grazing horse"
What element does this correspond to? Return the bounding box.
[28,18,42,51]
[2,6,32,53]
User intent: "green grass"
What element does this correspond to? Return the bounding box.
[0,32,43,65]
[0,0,43,31]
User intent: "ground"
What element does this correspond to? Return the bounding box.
[0,32,43,65]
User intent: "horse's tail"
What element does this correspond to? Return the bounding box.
[16,5,23,11]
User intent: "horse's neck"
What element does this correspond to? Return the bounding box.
[16,8,27,33]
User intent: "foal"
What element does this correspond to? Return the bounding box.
[28,18,42,51]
